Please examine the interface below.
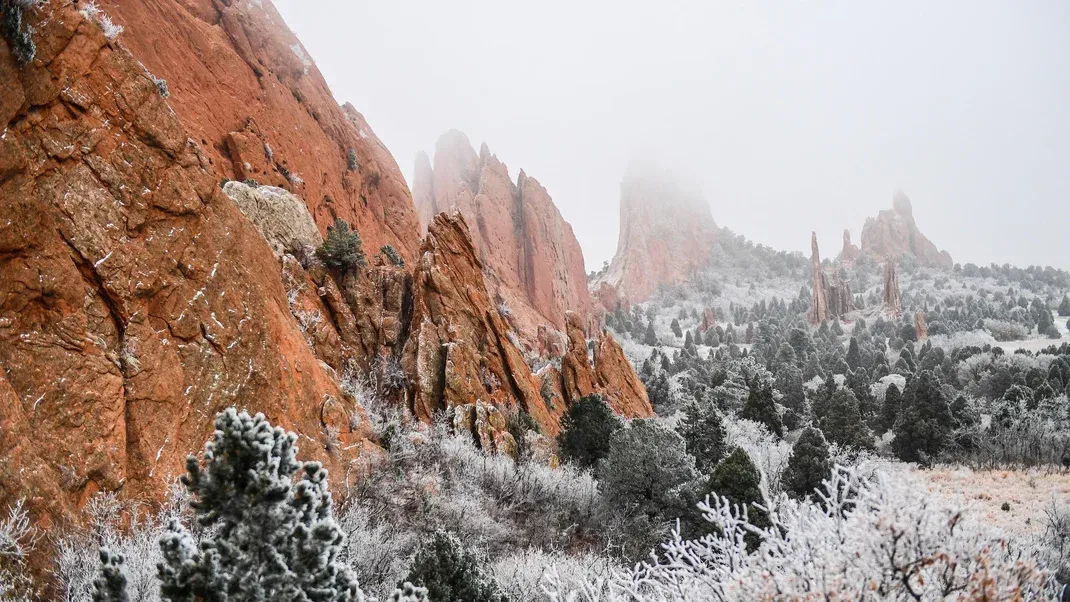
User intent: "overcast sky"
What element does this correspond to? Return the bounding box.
[274,0,1069,272]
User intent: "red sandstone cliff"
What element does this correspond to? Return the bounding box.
[594,162,718,304]
[860,190,953,269]
[412,131,593,344]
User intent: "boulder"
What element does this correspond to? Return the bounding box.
[223,182,323,255]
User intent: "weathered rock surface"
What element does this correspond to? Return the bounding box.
[95,0,423,263]
[559,312,653,418]
[883,260,903,316]
[223,182,323,255]
[808,233,853,323]
[914,311,929,340]
[412,131,592,346]
[594,162,718,304]
[860,190,952,269]
[0,2,370,535]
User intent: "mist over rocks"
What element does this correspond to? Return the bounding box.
[593,162,719,304]
[412,130,594,345]
[860,190,953,268]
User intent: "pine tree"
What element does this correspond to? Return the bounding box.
[93,548,130,602]
[697,448,769,549]
[1060,295,1070,317]
[671,318,683,338]
[317,218,366,272]
[403,531,505,602]
[679,400,727,474]
[157,408,361,602]
[892,370,954,465]
[782,427,832,500]
[556,394,621,469]
[820,388,873,450]
[644,321,658,346]
[739,374,783,437]
[877,383,902,435]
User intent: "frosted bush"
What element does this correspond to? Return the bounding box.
[0,499,38,601]
[985,318,1029,342]
[489,549,613,602]
[545,465,1061,601]
[79,1,124,40]
[722,417,791,497]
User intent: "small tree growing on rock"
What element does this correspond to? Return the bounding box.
[317,218,366,272]
[1,0,37,66]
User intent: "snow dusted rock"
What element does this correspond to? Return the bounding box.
[838,229,861,264]
[559,312,654,418]
[593,162,718,304]
[915,311,929,340]
[223,182,323,255]
[883,260,903,316]
[412,131,593,346]
[808,233,853,324]
[0,1,370,537]
[861,190,953,268]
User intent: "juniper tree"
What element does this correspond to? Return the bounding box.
[670,318,683,338]
[696,447,769,550]
[845,338,862,370]
[877,382,902,435]
[157,408,361,602]
[403,531,505,602]
[775,366,807,431]
[379,245,404,267]
[93,548,130,602]
[599,419,696,523]
[892,370,954,465]
[317,218,366,272]
[1,0,36,66]
[678,400,727,474]
[643,321,658,346]
[782,427,832,500]
[556,394,621,469]
[740,373,783,438]
[820,388,874,450]
[1060,295,1070,317]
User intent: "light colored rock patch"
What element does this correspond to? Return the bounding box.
[223,181,322,255]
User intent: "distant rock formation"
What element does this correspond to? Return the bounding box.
[861,191,953,268]
[838,229,861,264]
[883,260,903,315]
[914,311,929,340]
[412,131,593,345]
[593,162,718,304]
[808,233,853,324]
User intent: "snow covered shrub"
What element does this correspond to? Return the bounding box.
[1,0,37,65]
[722,417,791,497]
[402,531,507,602]
[545,466,1061,601]
[488,549,612,602]
[0,499,39,601]
[79,1,124,40]
[985,318,1029,342]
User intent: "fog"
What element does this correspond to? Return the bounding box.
[274,0,1070,271]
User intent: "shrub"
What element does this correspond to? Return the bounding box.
[1,0,36,66]
[347,149,359,171]
[402,531,506,602]
[557,394,621,469]
[0,499,39,601]
[599,419,695,522]
[380,244,404,267]
[317,218,367,272]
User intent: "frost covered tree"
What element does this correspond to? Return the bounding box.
[782,427,831,500]
[820,388,874,450]
[739,373,782,438]
[92,549,130,602]
[599,419,696,524]
[403,531,505,602]
[157,408,362,601]
[556,394,621,469]
[678,400,726,474]
[893,370,954,465]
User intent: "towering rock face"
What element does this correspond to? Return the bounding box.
[0,2,370,530]
[594,162,717,304]
[860,191,952,269]
[883,260,903,316]
[411,131,593,345]
[808,233,853,324]
[94,0,423,263]
[559,312,653,418]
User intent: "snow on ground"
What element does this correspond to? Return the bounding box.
[922,467,1070,537]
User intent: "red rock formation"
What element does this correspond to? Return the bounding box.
[701,308,717,332]
[95,0,423,263]
[883,260,903,316]
[914,311,929,340]
[412,131,592,344]
[558,311,653,418]
[0,2,369,533]
[594,162,718,304]
[838,229,861,264]
[860,190,952,269]
[808,233,853,324]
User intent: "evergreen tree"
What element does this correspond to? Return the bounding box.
[157,409,361,602]
[556,394,621,469]
[775,366,807,431]
[599,419,696,522]
[671,318,683,338]
[877,383,903,435]
[403,532,505,602]
[697,448,769,549]
[317,218,366,272]
[684,329,693,348]
[845,338,862,370]
[739,374,783,437]
[892,371,954,465]
[644,321,658,346]
[678,400,727,474]
[820,388,874,450]
[93,548,130,602]
[1060,295,1070,317]
[782,427,832,500]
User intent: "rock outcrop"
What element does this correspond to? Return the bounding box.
[808,233,853,324]
[95,0,423,263]
[838,229,861,264]
[594,162,717,304]
[223,182,323,255]
[412,131,593,347]
[559,312,653,418]
[0,2,370,534]
[914,311,929,340]
[883,260,903,316]
[860,191,952,269]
